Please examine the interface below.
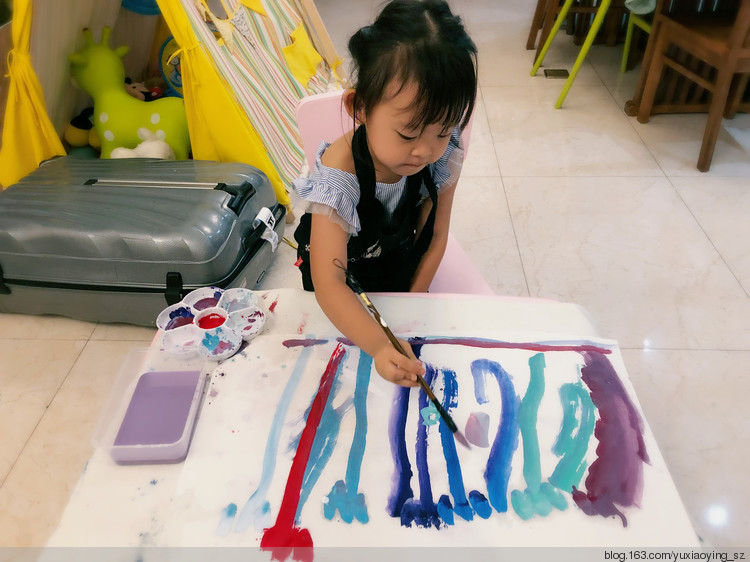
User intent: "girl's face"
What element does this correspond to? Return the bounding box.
[359,81,454,183]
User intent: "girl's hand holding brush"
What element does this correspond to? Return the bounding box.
[373,337,424,388]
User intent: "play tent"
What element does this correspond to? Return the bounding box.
[0,0,341,211]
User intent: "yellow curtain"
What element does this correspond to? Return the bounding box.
[0,0,66,189]
[155,1,290,207]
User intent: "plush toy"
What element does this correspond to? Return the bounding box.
[111,128,175,160]
[124,77,163,102]
[124,77,150,101]
[69,27,190,159]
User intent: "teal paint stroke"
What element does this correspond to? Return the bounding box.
[549,381,595,492]
[420,402,439,426]
[510,353,567,520]
[233,344,317,534]
[295,350,351,522]
[215,503,237,536]
[324,351,373,524]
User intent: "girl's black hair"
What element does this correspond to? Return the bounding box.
[347,0,478,133]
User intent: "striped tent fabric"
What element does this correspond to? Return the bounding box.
[180,0,334,186]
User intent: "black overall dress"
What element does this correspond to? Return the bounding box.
[294,124,438,293]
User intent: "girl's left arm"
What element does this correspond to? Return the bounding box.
[410,179,457,292]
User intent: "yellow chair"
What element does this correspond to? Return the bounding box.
[530,0,613,108]
[620,11,652,73]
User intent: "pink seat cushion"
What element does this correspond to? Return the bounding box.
[296,91,493,295]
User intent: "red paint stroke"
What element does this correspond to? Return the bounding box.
[269,298,279,313]
[410,337,612,355]
[261,343,347,561]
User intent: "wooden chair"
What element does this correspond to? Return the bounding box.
[636,0,750,171]
[295,90,494,295]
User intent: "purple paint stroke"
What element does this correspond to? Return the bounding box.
[572,352,650,527]
[387,385,414,518]
[410,336,611,355]
[282,339,329,348]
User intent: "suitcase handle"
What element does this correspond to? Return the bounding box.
[84,179,256,215]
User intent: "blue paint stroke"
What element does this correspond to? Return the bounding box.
[216,503,237,536]
[549,381,595,492]
[400,365,440,528]
[470,359,520,513]
[295,353,351,522]
[436,495,454,525]
[387,385,414,517]
[437,368,474,523]
[469,491,492,519]
[234,344,315,533]
[323,351,372,524]
[510,353,567,520]
[572,352,649,527]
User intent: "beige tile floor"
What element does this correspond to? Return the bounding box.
[1,0,749,550]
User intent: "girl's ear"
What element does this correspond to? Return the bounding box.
[343,89,362,123]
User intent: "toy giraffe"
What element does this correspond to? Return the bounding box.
[69,27,190,159]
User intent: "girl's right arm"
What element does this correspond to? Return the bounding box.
[309,212,423,387]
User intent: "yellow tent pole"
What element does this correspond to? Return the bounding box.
[0,0,66,189]
[155,0,291,209]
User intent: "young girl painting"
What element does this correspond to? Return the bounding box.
[293,0,478,387]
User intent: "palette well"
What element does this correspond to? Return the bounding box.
[156,287,266,361]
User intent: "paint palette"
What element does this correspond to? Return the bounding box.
[157,287,266,361]
[91,348,208,464]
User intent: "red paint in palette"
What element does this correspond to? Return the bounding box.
[197,313,225,330]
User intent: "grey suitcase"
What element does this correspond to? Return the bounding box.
[0,157,286,326]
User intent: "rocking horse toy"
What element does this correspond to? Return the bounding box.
[69,27,190,160]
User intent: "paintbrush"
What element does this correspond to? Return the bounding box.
[335,261,471,450]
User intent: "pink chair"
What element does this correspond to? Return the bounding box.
[295,90,493,295]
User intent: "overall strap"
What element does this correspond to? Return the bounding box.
[351,124,378,211]
[410,165,439,260]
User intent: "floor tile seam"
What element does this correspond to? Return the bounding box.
[614,88,674,178]
[478,83,531,298]
[663,176,750,301]
[0,338,91,490]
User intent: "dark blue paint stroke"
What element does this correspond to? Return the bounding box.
[438,368,474,522]
[324,351,372,524]
[387,385,414,517]
[400,365,440,528]
[470,359,520,513]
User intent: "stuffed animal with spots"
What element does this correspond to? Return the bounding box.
[69,27,190,160]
